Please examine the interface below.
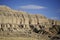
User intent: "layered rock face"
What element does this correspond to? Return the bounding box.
[0,5,60,40]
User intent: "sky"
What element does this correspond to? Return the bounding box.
[0,0,60,20]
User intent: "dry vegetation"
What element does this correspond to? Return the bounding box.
[0,37,38,40]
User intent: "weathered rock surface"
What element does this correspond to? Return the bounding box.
[0,5,60,40]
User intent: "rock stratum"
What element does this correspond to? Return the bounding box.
[0,5,60,40]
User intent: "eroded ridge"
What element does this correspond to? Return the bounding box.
[0,5,60,40]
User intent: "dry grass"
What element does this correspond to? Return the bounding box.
[0,37,38,40]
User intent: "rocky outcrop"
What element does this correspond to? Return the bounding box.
[0,5,60,40]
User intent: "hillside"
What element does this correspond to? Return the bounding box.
[0,5,60,40]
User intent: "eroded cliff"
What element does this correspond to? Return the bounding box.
[0,5,60,40]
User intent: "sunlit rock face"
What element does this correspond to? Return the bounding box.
[0,5,60,40]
